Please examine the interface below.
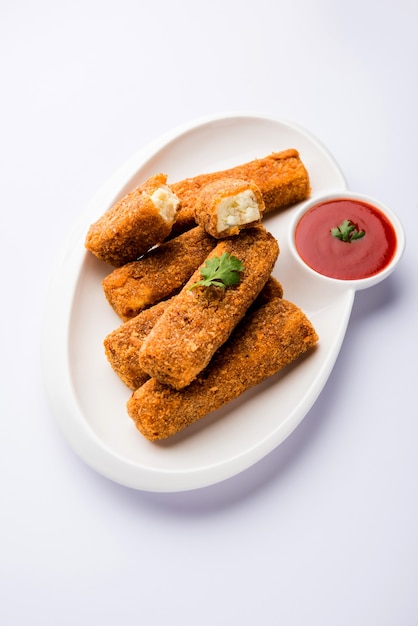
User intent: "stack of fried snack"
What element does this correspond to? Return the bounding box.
[85,149,319,440]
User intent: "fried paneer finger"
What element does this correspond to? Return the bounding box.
[104,298,171,390]
[104,277,284,390]
[194,178,265,238]
[170,149,310,235]
[102,226,217,321]
[85,173,180,267]
[127,296,318,441]
[138,225,279,390]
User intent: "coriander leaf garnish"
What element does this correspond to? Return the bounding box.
[189,252,244,290]
[331,219,365,242]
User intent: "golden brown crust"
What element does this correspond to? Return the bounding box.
[103,298,171,390]
[85,173,180,267]
[101,226,217,321]
[137,225,279,389]
[170,149,311,236]
[194,178,265,238]
[127,296,318,441]
[103,277,284,390]
[250,274,283,303]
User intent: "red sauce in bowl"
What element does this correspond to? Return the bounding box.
[294,198,398,280]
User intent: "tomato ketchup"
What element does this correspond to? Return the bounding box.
[294,198,398,280]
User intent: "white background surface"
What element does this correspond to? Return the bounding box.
[1,1,417,625]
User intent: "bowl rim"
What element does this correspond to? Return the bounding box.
[287,189,406,291]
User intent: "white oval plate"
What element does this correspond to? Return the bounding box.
[42,112,354,492]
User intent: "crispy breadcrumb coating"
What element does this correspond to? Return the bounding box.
[104,298,171,390]
[102,226,217,321]
[103,277,284,390]
[85,173,180,267]
[127,296,318,440]
[194,178,265,238]
[170,149,310,235]
[138,225,279,389]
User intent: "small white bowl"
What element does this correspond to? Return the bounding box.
[288,190,406,291]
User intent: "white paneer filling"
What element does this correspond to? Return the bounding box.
[216,190,260,232]
[150,185,180,224]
